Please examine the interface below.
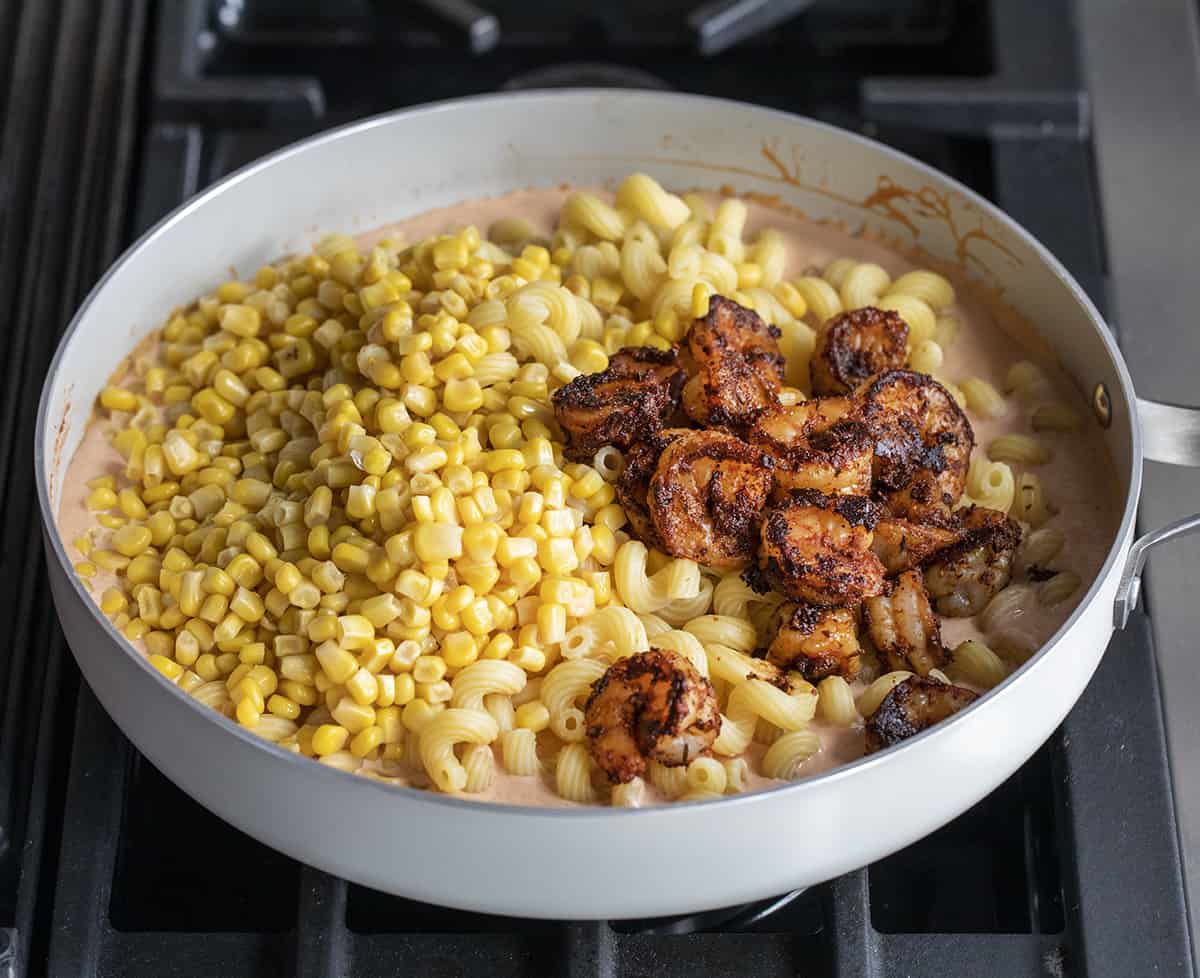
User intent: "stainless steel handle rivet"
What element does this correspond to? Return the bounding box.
[1092,382,1112,428]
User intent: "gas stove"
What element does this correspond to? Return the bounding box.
[0,2,1194,975]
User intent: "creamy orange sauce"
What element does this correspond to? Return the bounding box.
[56,187,1120,807]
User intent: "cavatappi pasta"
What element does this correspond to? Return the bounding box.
[59,173,1116,807]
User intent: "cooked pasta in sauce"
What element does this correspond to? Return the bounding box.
[55,178,1119,808]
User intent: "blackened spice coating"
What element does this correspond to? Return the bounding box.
[757,489,886,606]
[552,346,685,461]
[584,648,721,783]
[648,429,774,570]
[858,369,974,521]
[865,676,977,752]
[682,296,785,430]
[811,306,909,396]
[767,602,863,680]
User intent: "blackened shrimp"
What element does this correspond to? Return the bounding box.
[682,295,785,429]
[864,676,978,753]
[750,399,873,498]
[584,648,721,784]
[755,490,886,606]
[648,429,774,569]
[924,505,1022,616]
[870,516,961,576]
[615,429,685,552]
[859,369,974,521]
[862,569,946,675]
[552,346,685,461]
[768,603,863,681]
[811,306,908,396]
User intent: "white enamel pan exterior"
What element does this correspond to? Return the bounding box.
[36,91,1147,919]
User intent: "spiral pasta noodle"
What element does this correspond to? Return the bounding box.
[560,606,648,661]
[683,614,759,654]
[751,229,788,287]
[556,743,596,803]
[501,728,540,776]
[877,293,937,344]
[615,173,691,230]
[822,257,857,289]
[885,269,956,310]
[948,639,1007,689]
[839,262,890,310]
[611,776,646,808]
[647,628,711,678]
[562,192,626,241]
[1019,526,1066,568]
[451,659,527,711]
[648,760,688,799]
[620,239,667,301]
[541,658,607,741]
[655,575,715,627]
[856,671,914,718]
[722,757,750,794]
[713,678,818,756]
[761,731,822,780]
[613,541,702,614]
[793,276,842,325]
[817,676,859,726]
[420,708,499,793]
[980,584,1036,634]
[1011,472,1055,526]
[1031,402,1083,432]
[961,378,1009,419]
[965,456,1016,514]
[686,756,728,794]
[461,743,496,793]
[1038,571,1081,607]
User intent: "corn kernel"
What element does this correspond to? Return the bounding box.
[511,645,546,673]
[312,724,350,756]
[413,655,448,684]
[100,386,139,412]
[315,640,358,685]
[86,487,118,511]
[515,701,550,732]
[149,654,184,681]
[346,667,379,706]
[442,631,479,668]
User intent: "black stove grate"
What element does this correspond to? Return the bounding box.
[40,619,1195,978]
[0,1,1193,975]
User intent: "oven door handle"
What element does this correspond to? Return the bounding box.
[1112,396,1200,627]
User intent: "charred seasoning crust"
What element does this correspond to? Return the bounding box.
[584,649,720,783]
[551,346,685,460]
[685,296,785,429]
[781,488,883,530]
[798,419,874,470]
[858,369,974,513]
[690,296,785,362]
[768,604,862,680]
[615,428,687,552]
[813,306,908,394]
[927,505,1023,567]
[648,429,774,565]
[866,570,947,675]
[758,491,886,604]
[787,602,825,635]
[865,676,977,753]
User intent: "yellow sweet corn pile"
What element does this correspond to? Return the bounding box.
[71,173,820,784]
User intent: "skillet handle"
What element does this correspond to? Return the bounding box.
[1112,396,1200,628]
[1137,396,1200,466]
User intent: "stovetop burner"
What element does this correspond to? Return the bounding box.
[502,62,674,91]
